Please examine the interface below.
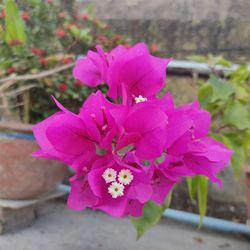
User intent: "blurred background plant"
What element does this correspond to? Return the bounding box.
[132,56,250,238]
[182,55,250,228]
[188,54,250,177]
[0,0,130,123]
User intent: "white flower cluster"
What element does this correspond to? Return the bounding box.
[102,168,134,198]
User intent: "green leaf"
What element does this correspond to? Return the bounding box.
[5,0,27,45]
[131,201,163,240]
[224,100,250,130]
[215,56,232,68]
[186,176,208,226]
[79,28,90,37]
[231,146,245,178]
[243,130,250,153]
[230,64,250,85]
[186,176,199,201]
[69,25,80,38]
[197,176,208,226]
[224,133,246,177]
[208,75,234,102]
[198,83,212,107]
[235,85,250,101]
[131,192,172,240]
[162,190,173,210]
[116,144,134,156]
[186,55,207,63]
[210,133,233,150]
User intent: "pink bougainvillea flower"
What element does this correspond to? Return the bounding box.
[148,156,186,204]
[86,155,152,217]
[67,153,152,217]
[67,175,98,211]
[32,99,96,166]
[73,46,107,87]
[175,100,211,138]
[181,137,233,186]
[166,101,233,183]
[149,136,233,204]
[78,91,123,152]
[78,90,170,160]
[33,91,170,165]
[119,101,169,159]
[107,43,171,101]
[73,43,171,103]
[33,91,121,167]
[33,43,233,219]
[147,99,233,204]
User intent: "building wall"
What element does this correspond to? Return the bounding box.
[78,0,250,62]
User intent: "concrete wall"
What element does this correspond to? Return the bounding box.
[78,0,250,62]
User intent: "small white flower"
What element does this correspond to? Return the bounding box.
[108,182,124,198]
[118,169,134,185]
[134,95,148,104]
[102,168,117,183]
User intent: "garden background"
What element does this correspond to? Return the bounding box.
[0,0,249,249]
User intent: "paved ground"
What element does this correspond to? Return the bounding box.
[0,201,249,250]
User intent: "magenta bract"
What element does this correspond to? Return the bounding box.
[33,43,233,217]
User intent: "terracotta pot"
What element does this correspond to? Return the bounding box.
[0,135,67,200]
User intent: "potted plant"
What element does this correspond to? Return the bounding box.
[0,121,68,200]
[0,0,129,200]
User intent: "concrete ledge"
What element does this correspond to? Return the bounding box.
[0,185,67,235]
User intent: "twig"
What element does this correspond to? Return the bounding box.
[4,84,37,97]
[0,63,74,84]
[23,90,30,123]
[0,80,16,92]
[9,102,24,109]
[215,124,230,133]
[209,65,221,79]
[1,95,12,120]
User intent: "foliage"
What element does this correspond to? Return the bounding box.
[186,176,208,226]
[132,54,248,238]
[131,192,172,240]
[0,0,129,123]
[190,54,250,177]
[183,54,250,228]
[4,0,27,45]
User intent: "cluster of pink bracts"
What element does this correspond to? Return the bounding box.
[33,43,233,217]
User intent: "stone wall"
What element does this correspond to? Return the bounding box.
[78,0,250,62]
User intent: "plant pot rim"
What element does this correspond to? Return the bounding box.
[0,121,33,133]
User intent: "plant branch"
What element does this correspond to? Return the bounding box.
[4,84,37,97]
[214,124,230,133]
[0,63,74,85]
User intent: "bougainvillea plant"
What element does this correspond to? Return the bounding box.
[33,43,232,238]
